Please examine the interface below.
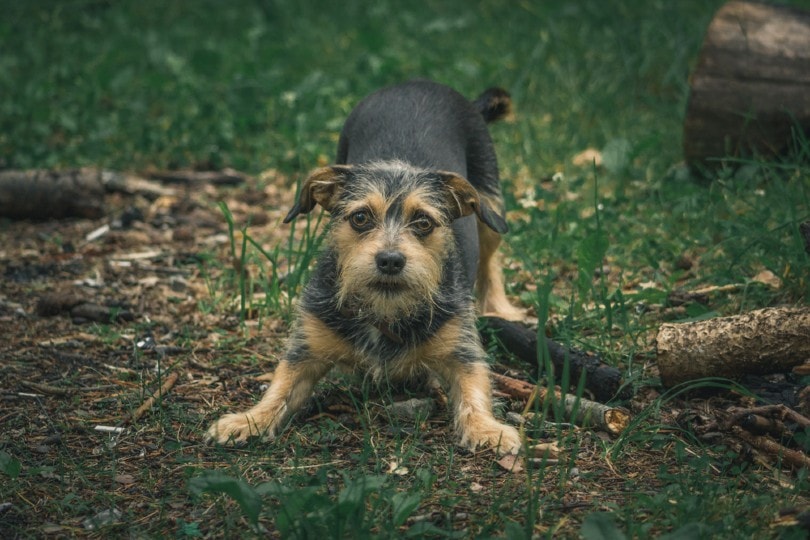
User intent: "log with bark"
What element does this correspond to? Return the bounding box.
[683,1,810,165]
[0,167,242,220]
[0,168,109,219]
[143,167,247,186]
[479,316,630,402]
[492,373,631,436]
[656,307,810,388]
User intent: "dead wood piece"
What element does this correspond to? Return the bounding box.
[731,426,810,471]
[0,168,107,219]
[794,362,810,376]
[656,307,810,388]
[144,168,247,186]
[684,1,810,165]
[20,380,72,397]
[727,404,810,430]
[739,414,789,438]
[386,398,435,422]
[801,221,810,255]
[127,371,180,424]
[480,316,629,402]
[36,290,87,317]
[491,373,631,436]
[70,303,135,324]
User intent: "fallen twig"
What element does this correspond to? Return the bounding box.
[20,380,72,397]
[480,316,629,401]
[127,372,180,424]
[726,404,810,430]
[731,426,810,471]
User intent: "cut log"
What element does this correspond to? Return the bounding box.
[656,307,810,387]
[0,168,178,220]
[683,1,810,165]
[0,168,107,219]
[479,316,630,402]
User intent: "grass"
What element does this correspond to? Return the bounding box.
[2,0,810,538]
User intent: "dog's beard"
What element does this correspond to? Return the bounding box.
[336,260,439,321]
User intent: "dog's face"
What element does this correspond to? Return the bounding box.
[285,161,506,320]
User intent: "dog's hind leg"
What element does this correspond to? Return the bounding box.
[475,220,525,321]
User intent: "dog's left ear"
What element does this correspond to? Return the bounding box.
[283,165,353,223]
[439,172,509,234]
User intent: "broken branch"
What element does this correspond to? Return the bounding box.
[127,372,180,424]
[491,372,631,436]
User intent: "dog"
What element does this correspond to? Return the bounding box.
[206,80,523,455]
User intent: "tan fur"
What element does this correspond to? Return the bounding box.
[205,359,330,443]
[207,310,521,453]
[331,191,450,321]
[422,321,521,454]
[476,194,525,320]
[206,314,350,443]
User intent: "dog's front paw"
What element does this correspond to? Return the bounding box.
[205,413,272,445]
[459,419,522,455]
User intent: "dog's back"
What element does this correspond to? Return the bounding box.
[335,80,504,200]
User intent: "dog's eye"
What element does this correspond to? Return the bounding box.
[348,210,373,232]
[411,214,435,236]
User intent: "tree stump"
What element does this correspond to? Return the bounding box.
[683,1,810,166]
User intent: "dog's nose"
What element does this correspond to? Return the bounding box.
[375,250,406,275]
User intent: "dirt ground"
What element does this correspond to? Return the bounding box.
[1,170,808,538]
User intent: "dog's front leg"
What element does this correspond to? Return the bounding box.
[441,361,522,455]
[205,358,330,445]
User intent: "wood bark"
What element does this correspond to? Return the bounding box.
[0,168,181,220]
[480,316,629,402]
[656,307,810,387]
[683,1,810,165]
[0,168,108,219]
[491,373,631,436]
[143,167,247,186]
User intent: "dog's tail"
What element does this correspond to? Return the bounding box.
[472,87,512,123]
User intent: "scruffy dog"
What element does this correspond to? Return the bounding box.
[206,80,523,454]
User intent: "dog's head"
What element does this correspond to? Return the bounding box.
[285,161,507,319]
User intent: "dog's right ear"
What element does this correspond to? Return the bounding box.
[283,165,353,223]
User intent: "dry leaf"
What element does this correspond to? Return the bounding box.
[497,453,524,473]
[387,459,409,476]
[529,442,562,460]
[752,269,782,289]
[114,474,135,485]
[572,148,603,167]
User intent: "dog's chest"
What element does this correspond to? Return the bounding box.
[342,322,432,380]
